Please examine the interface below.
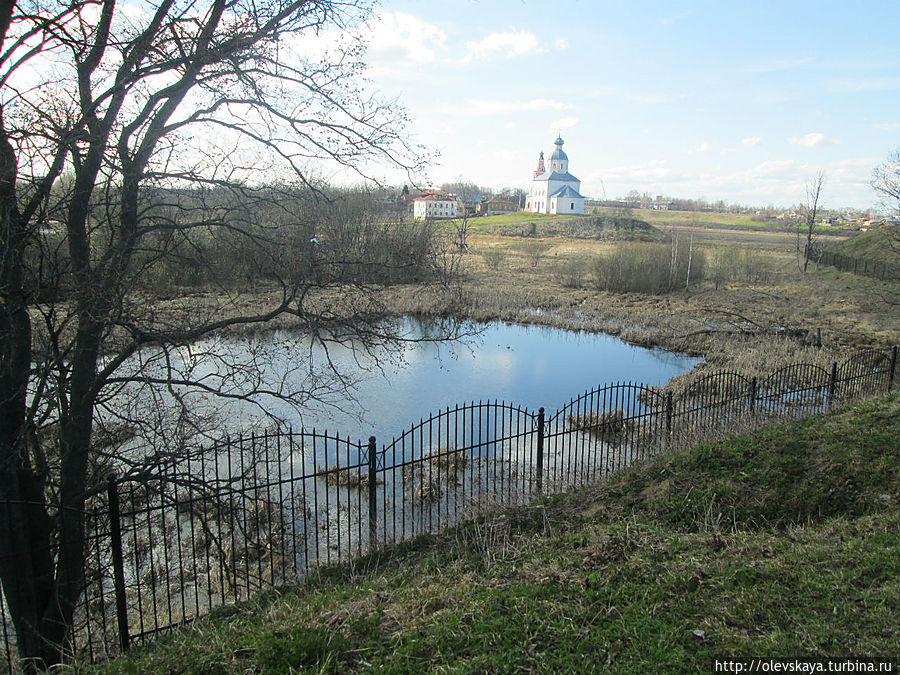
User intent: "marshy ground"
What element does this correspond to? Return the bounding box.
[156,212,899,384]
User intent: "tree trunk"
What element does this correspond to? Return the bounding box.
[0,98,67,673]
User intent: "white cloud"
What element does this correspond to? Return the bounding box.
[601,159,681,182]
[549,116,578,131]
[555,38,570,51]
[747,160,798,179]
[788,132,837,148]
[464,29,541,62]
[874,122,900,130]
[363,12,447,75]
[467,98,572,115]
[742,137,763,147]
[694,142,710,153]
[287,11,446,80]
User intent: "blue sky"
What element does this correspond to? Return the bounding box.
[351,0,900,209]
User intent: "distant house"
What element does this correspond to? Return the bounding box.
[454,192,484,216]
[478,196,517,216]
[413,194,461,220]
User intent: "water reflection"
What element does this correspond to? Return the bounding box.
[181,317,701,442]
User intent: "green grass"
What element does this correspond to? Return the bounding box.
[602,207,856,235]
[85,395,900,674]
[829,224,900,265]
[459,211,575,233]
[454,208,853,237]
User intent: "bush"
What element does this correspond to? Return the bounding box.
[592,242,705,294]
[554,256,588,288]
[133,186,453,291]
[482,248,506,270]
[709,247,769,289]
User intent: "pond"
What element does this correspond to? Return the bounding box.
[93,318,704,623]
[140,317,701,444]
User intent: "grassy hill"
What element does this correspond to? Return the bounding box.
[828,224,900,265]
[465,213,664,241]
[88,395,900,674]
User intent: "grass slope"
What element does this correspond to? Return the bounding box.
[829,224,900,265]
[89,395,900,674]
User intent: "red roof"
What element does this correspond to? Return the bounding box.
[414,194,456,201]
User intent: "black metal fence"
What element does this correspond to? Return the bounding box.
[815,249,899,281]
[1,346,897,670]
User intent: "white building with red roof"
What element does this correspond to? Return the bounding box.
[413,193,461,220]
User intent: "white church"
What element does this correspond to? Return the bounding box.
[525,135,585,215]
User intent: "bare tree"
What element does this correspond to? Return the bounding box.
[454,211,470,251]
[0,1,454,669]
[798,171,825,272]
[871,149,900,304]
[872,148,900,216]
[872,148,900,254]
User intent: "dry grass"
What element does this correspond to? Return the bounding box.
[566,409,630,436]
[399,449,468,504]
[427,448,467,474]
[127,223,898,376]
[318,465,382,489]
[380,228,899,371]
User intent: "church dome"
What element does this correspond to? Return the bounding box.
[550,136,567,161]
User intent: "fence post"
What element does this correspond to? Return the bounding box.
[749,376,757,416]
[665,391,673,436]
[889,346,898,392]
[827,362,838,411]
[536,407,545,495]
[367,436,377,551]
[106,472,130,654]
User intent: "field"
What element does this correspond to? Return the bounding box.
[154,210,898,376]
[466,208,857,235]
[135,209,899,388]
[375,212,898,380]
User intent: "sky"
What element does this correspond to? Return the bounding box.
[345,0,900,210]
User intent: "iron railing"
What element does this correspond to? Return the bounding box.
[0,346,896,671]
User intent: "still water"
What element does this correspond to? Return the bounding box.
[161,318,700,443]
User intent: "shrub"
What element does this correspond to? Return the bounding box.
[592,241,705,294]
[709,247,769,289]
[554,256,588,288]
[482,248,506,270]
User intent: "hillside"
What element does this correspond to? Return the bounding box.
[495,214,664,241]
[89,395,900,674]
[466,212,664,242]
[828,223,900,265]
